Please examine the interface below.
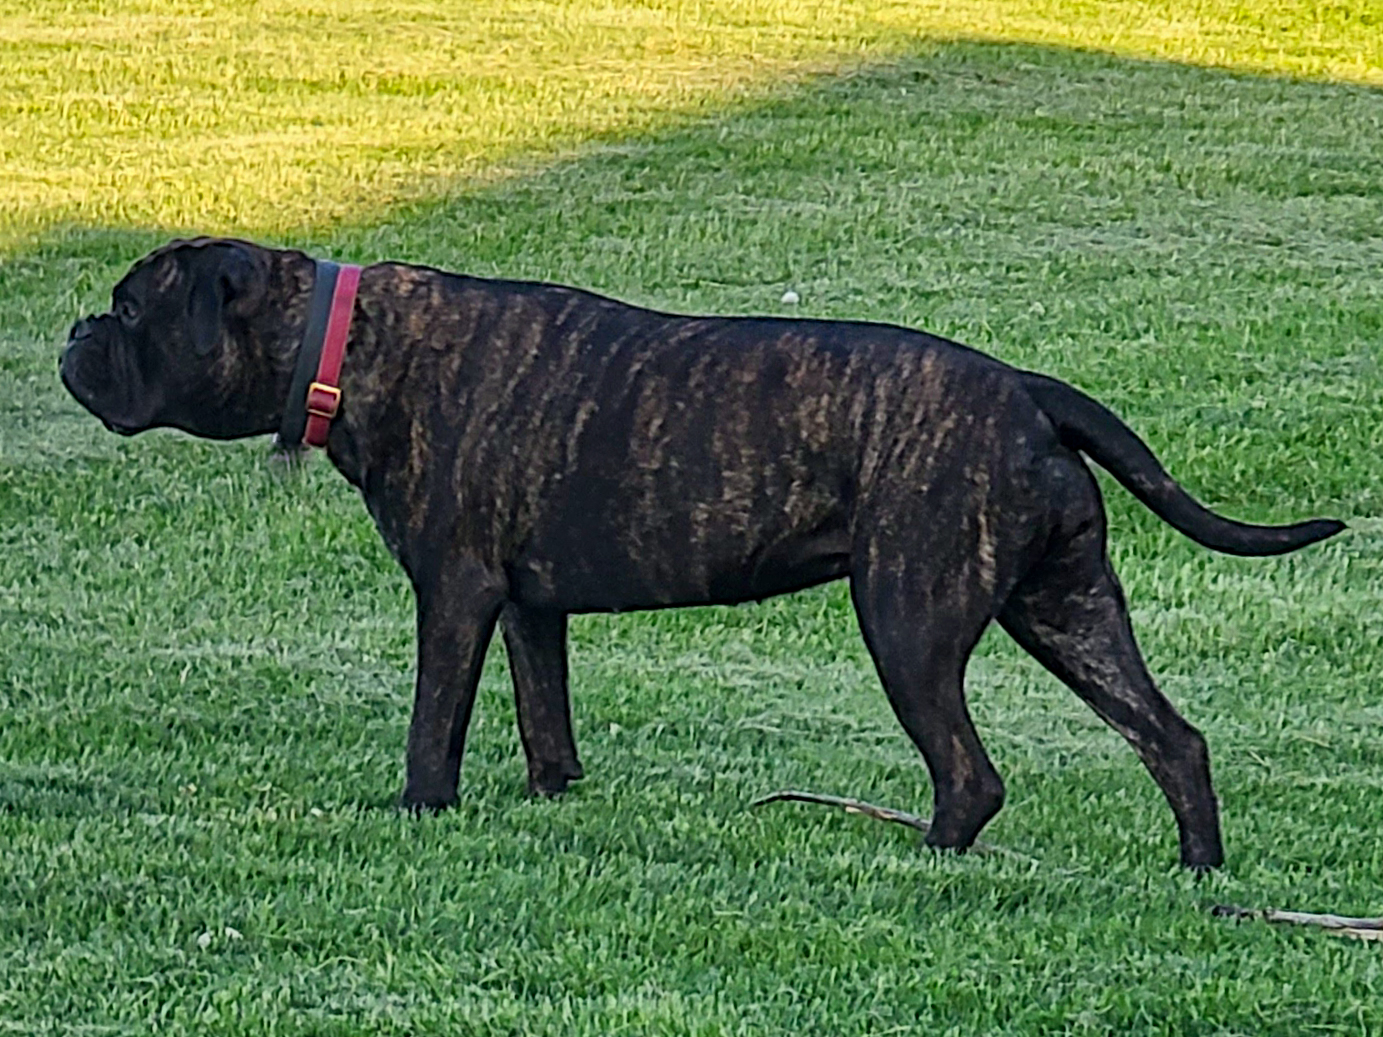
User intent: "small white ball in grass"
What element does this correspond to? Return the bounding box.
[781,289,800,305]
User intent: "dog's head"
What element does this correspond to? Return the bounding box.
[60,238,303,439]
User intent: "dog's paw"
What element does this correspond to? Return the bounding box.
[398,784,458,814]
[1181,852,1224,874]
[527,760,584,798]
[1179,832,1225,872]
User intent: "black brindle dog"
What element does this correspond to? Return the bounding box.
[60,238,1344,868]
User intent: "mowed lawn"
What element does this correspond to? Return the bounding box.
[2,1,1383,1033]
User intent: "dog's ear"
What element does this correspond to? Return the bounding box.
[188,243,264,356]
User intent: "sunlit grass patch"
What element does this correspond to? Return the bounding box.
[2,0,1379,248]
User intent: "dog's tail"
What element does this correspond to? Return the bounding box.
[1021,371,1344,556]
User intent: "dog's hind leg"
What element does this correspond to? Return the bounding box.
[850,555,1007,852]
[501,604,584,796]
[998,517,1224,869]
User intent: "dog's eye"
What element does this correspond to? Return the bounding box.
[116,299,140,326]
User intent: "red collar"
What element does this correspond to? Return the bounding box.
[275,260,363,452]
[302,263,362,448]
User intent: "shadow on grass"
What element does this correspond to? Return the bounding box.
[0,39,1380,1037]
[1,33,1380,825]
[0,767,154,818]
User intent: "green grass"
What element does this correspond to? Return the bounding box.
[3,1,1383,1033]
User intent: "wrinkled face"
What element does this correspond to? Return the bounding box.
[59,240,279,439]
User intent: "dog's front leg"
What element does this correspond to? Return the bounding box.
[400,562,505,811]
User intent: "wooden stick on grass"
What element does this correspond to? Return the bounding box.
[1212,904,1383,943]
[750,789,1010,856]
[755,794,1381,937]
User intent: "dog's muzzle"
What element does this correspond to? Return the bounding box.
[58,318,95,391]
[59,317,138,433]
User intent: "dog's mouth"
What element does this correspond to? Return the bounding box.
[101,418,140,437]
[60,362,139,435]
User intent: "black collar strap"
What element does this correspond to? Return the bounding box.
[275,260,341,451]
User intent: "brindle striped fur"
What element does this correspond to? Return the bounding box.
[61,239,1344,868]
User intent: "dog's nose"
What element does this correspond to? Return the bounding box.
[69,317,94,341]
